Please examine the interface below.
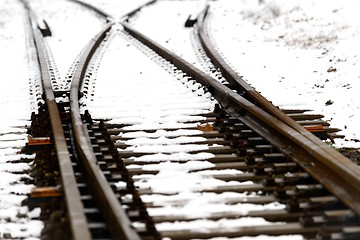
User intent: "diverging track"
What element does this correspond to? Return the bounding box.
[24,1,142,239]
[22,0,360,239]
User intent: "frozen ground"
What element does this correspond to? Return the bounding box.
[1,0,359,239]
[209,0,360,148]
[132,0,360,148]
[0,0,43,239]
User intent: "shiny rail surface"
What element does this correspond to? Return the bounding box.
[22,1,92,239]
[122,19,360,218]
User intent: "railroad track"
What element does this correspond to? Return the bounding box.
[22,0,360,239]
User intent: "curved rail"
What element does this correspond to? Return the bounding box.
[196,5,360,215]
[70,24,141,240]
[122,21,360,216]
[122,0,157,21]
[25,1,141,238]
[71,0,157,22]
[71,0,112,20]
[197,6,339,149]
[22,2,92,239]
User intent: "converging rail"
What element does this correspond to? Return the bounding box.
[70,23,141,240]
[196,5,360,216]
[23,1,92,239]
[71,0,112,20]
[122,12,360,218]
[21,0,360,239]
[24,1,141,239]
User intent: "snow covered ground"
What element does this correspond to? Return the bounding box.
[0,0,43,238]
[82,29,303,239]
[27,0,107,84]
[209,0,360,148]
[1,0,360,239]
[131,0,360,148]
[0,0,106,238]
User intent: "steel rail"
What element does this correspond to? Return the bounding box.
[70,24,141,240]
[196,5,347,160]
[122,22,360,216]
[71,0,157,22]
[122,0,157,21]
[196,5,360,214]
[22,2,92,239]
[70,0,112,20]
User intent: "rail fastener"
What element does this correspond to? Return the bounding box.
[304,125,328,140]
[25,136,52,152]
[27,136,51,146]
[27,187,63,209]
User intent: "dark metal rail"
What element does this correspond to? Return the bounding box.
[122,0,157,20]
[23,0,360,238]
[70,0,112,19]
[70,24,142,240]
[22,1,92,239]
[196,5,360,216]
[71,0,157,22]
[122,21,360,217]
[25,1,141,238]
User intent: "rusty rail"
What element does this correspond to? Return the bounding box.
[122,0,157,20]
[22,1,92,239]
[196,5,360,215]
[25,1,141,238]
[70,24,141,240]
[70,0,112,20]
[122,21,360,217]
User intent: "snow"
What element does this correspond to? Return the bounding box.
[130,0,208,71]
[129,152,215,162]
[131,0,360,148]
[77,0,153,21]
[156,217,283,231]
[0,0,43,238]
[27,0,107,84]
[141,191,251,205]
[147,201,285,218]
[1,0,360,238]
[82,28,215,123]
[122,129,205,138]
[208,0,360,148]
[123,144,210,153]
[197,237,303,240]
